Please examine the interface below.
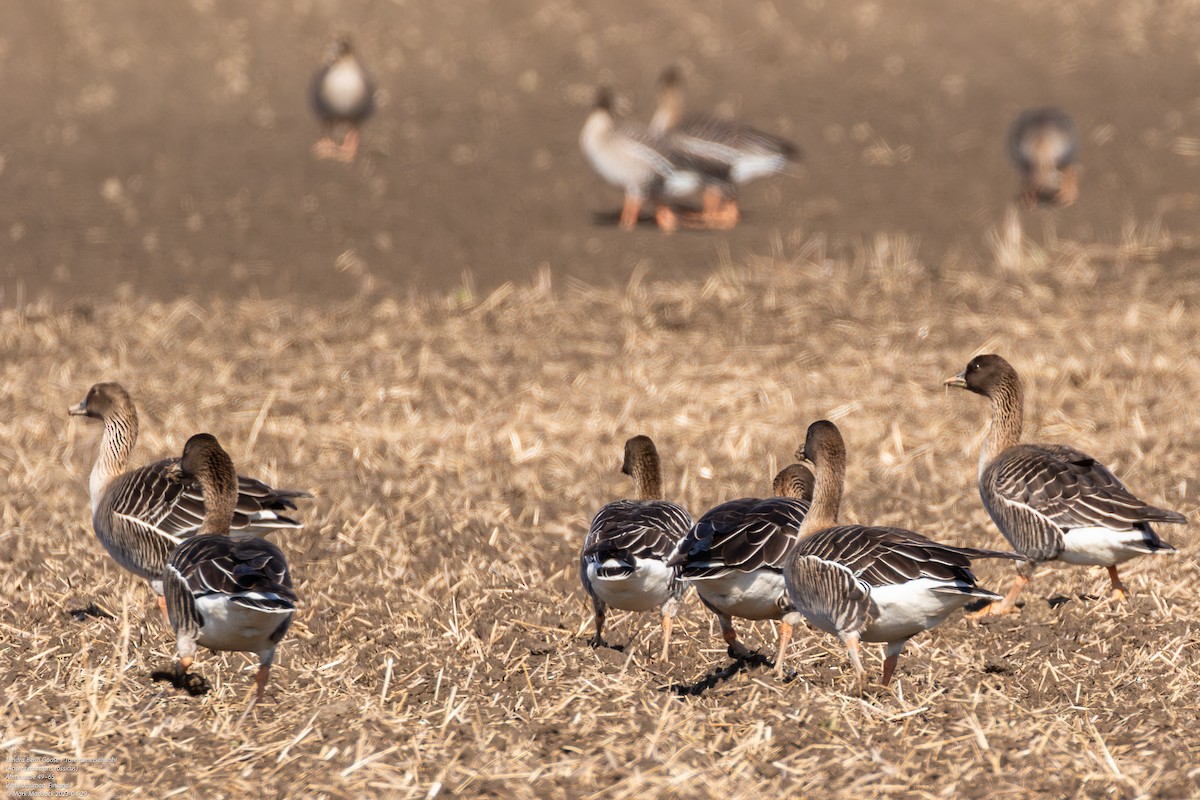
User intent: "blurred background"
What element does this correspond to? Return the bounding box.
[3,0,1199,303]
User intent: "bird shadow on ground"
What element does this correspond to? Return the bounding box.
[150,667,212,697]
[664,650,775,697]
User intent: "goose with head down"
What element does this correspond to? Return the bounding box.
[580,436,693,661]
[781,421,1023,684]
[945,354,1186,615]
[164,433,298,708]
[1008,107,1079,208]
[311,35,376,162]
[69,383,309,617]
[666,449,814,671]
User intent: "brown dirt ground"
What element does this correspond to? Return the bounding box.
[3,1,1200,798]
[3,0,1200,302]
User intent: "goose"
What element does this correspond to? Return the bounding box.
[69,383,309,614]
[311,35,375,162]
[781,421,1023,684]
[650,66,801,229]
[1008,107,1079,208]
[579,86,710,233]
[666,452,813,669]
[579,436,693,661]
[945,354,1186,614]
[164,433,297,707]
[773,463,815,501]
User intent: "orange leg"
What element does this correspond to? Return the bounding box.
[660,612,673,661]
[1057,166,1078,206]
[1107,565,1129,602]
[253,664,272,705]
[773,620,794,678]
[880,653,899,687]
[844,633,866,693]
[967,574,1029,619]
[157,595,171,627]
[619,195,642,231]
[721,621,751,660]
[654,204,677,233]
[337,126,361,163]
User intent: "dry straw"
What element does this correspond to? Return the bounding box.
[1,225,1197,797]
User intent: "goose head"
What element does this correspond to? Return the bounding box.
[69,382,134,421]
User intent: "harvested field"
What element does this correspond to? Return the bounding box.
[3,221,1199,797]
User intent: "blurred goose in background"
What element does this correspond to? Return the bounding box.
[667,449,812,670]
[579,86,711,233]
[69,383,309,616]
[580,436,693,660]
[945,354,1186,614]
[781,421,1023,684]
[650,66,801,229]
[164,434,297,707]
[1008,107,1079,208]
[311,35,375,162]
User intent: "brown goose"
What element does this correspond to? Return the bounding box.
[650,66,800,229]
[781,421,1022,684]
[773,463,815,501]
[310,35,375,162]
[69,383,309,615]
[579,86,711,233]
[579,436,693,660]
[164,434,297,707]
[68,383,307,609]
[666,452,813,669]
[945,355,1186,614]
[1008,107,1079,208]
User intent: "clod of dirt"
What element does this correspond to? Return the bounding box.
[150,668,212,697]
[67,603,115,622]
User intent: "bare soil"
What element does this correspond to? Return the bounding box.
[3,0,1200,302]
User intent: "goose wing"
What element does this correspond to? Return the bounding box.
[583,499,693,563]
[673,113,801,163]
[668,497,809,578]
[166,535,296,611]
[794,525,1024,588]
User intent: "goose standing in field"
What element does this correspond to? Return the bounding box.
[781,421,1023,684]
[666,452,814,669]
[580,436,693,660]
[1008,107,1079,208]
[945,355,1186,614]
[579,86,711,233]
[69,383,309,615]
[650,66,801,229]
[164,434,297,707]
[310,35,376,162]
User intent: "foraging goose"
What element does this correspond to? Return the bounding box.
[164,434,297,706]
[650,66,800,229]
[781,421,1023,684]
[666,454,813,668]
[1008,107,1079,208]
[773,463,815,502]
[945,355,1186,614]
[310,35,375,162]
[69,383,309,607]
[579,436,693,660]
[579,86,710,233]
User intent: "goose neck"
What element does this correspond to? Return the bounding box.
[90,408,138,513]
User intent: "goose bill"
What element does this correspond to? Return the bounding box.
[943,372,968,388]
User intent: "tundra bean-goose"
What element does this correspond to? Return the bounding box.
[164,434,297,707]
[781,421,1023,684]
[69,383,309,611]
[666,452,813,669]
[311,35,375,162]
[945,355,1186,614]
[650,66,800,229]
[580,86,712,233]
[580,436,693,661]
[1008,107,1079,208]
